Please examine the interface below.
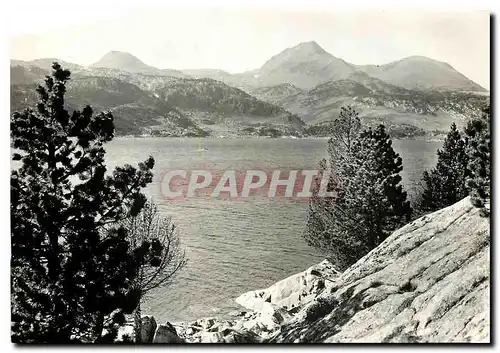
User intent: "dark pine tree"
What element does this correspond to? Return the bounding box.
[418,122,469,213]
[305,106,361,267]
[327,105,362,171]
[11,63,156,343]
[464,105,491,216]
[305,124,412,270]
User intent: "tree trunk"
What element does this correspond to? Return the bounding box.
[94,314,104,343]
[133,303,142,343]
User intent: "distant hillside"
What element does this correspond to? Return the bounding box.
[185,41,486,94]
[343,71,412,95]
[357,56,486,92]
[11,42,488,138]
[181,69,234,82]
[258,41,356,89]
[10,75,206,137]
[13,42,487,94]
[251,83,305,105]
[10,65,49,85]
[90,51,188,78]
[178,42,358,90]
[10,64,304,138]
[252,78,489,137]
[228,41,357,90]
[154,78,285,116]
[12,58,84,73]
[152,77,306,137]
[72,67,180,91]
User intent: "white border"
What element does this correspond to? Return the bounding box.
[1,1,497,351]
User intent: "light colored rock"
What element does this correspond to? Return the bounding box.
[140,315,157,343]
[199,331,224,343]
[223,329,262,343]
[244,312,253,319]
[270,197,490,343]
[196,317,216,329]
[241,319,266,334]
[153,322,184,343]
[115,323,135,343]
[254,302,292,332]
[229,310,247,318]
[236,259,340,312]
[147,197,489,344]
[208,324,222,332]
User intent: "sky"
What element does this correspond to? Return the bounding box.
[8,7,490,89]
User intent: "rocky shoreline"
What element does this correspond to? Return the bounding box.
[120,197,489,343]
[118,259,338,343]
[171,259,339,343]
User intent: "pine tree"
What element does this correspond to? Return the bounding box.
[327,106,362,170]
[304,158,336,259]
[464,105,491,216]
[305,106,361,265]
[418,123,469,213]
[11,63,156,343]
[305,124,412,270]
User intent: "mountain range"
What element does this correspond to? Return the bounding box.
[183,41,486,92]
[10,41,489,138]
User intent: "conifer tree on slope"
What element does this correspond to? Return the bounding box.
[305,124,412,270]
[418,123,469,213]
[327,106,362,170]
[464,105,491,216]
[305,107,361,265]
[11,63,156,343]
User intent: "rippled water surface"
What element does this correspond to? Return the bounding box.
[103,137,442,323]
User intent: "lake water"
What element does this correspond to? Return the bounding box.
[103,137,442,323]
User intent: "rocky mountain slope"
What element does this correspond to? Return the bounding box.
[10,74,204,137]
[181,69,234,83]
[358,56,486,92]
[128,196,489,343]
[10,65,49,85]
[153,78,284,116]
[10,65,304,137]
[187,41,487,93]
[251,75,489,137]
[10,41,489,138]
[90,51,187,78]
[271,196,489,343]
[150,77,305,137]
[12,58,85,73]
[241,41,358,90]
[12,41,488,95]
[177,42,488,137]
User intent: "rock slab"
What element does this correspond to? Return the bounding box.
[153,322,185,343]
[270,197,490,343]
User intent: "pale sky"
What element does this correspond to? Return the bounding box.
[8,8,490,89]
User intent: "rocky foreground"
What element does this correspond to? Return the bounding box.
[125,197,490,343]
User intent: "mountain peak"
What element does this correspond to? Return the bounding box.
[358,55,485,91]
[91,51,157,74]
[399,55,446,64]
[265,41,331,66]
[104,50,139,59]
[290,41,327,55]
[257,41,356,89]
[93,50,146,64]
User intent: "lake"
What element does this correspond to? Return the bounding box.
[103,137,443,323]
